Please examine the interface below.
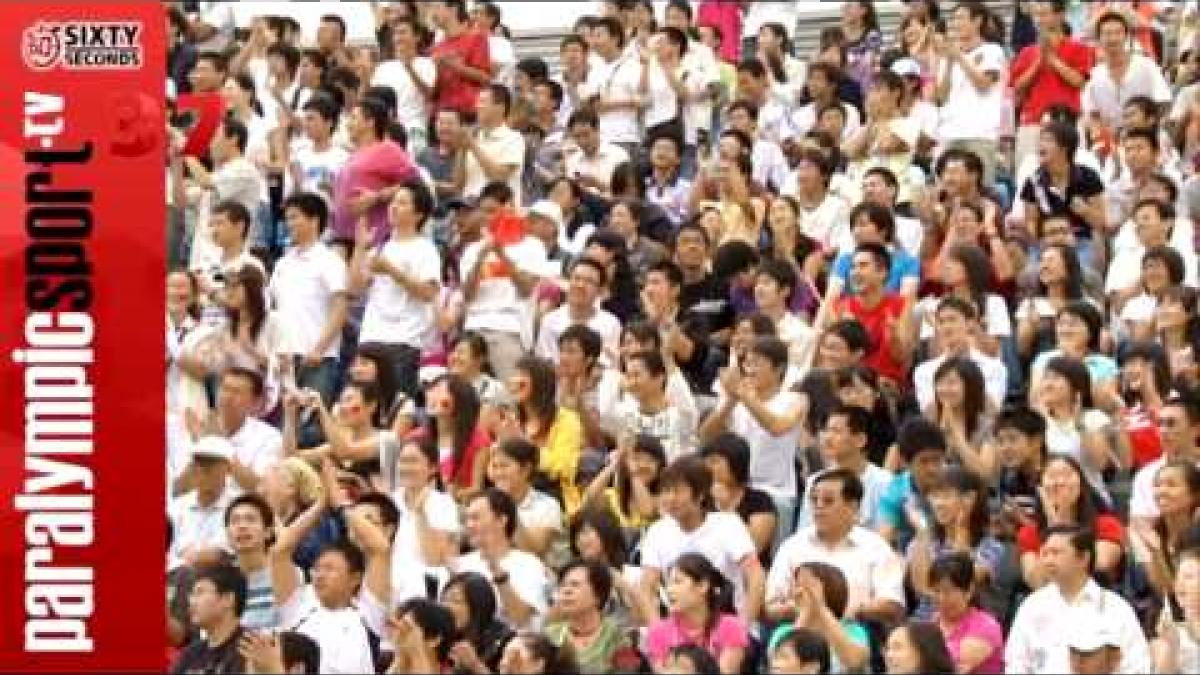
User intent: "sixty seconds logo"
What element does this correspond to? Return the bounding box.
[22,21,143,71]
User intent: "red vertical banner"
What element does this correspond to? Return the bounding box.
[0,4,165,672]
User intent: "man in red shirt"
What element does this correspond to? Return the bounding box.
[1010,0,1093,168]
[832,242,913,389]
[430,0,492,121]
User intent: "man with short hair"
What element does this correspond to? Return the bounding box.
[877,418,947,551]
[564,108,629,198]
[766,469,905,630]
[1081,10,1171,146]
[170,564,248,674]
[797,404,894,530]
[454,489,551,630]
[639,457,765,623]
[272,193,350,407]
[535,257,620,364]
[430,0,492,117]
[188,51,228,94]
[225,493,283,630]
[186,117,268,260]
[751,258,817,367]
[829,242,911,387]
[639,260,713,393]
[332,97,418,246]
[350,180,441,400]
[1005,526,1151,674]
[456,84,526,205]
[371,17,436,154]
[580,15,644,160]
[286,95,349,207]
[190,200,266,321]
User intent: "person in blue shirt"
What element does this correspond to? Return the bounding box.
[877,417,948,553]
[829,202,921,299]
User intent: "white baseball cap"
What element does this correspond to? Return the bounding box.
[191,436,233,462]
[527,200,564,231]
[1065,613,1121,653]
[890,57,923,79]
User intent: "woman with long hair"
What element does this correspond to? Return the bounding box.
[923,202,1014,298]
[1131,460,1200,598]
[497,632,579,674]
[883,621,955,674]
[895,14,941,98]
[547,176,598,257]
[1117,342,1172,472]
[440,572,516,675]
[925,357,997,480]
[1032,355,1120,503]
[1118,246,1188,344]
[583,230,639,323]
[347,344,401,428]
[832,365,898,469]
[447,332,506,409]
[384,435,459,604]
[283,381,385,474]
[582,432,665,542]
[605,199,668,285]
[167,268,212,418]
[927,553,1004,674]
[767,562,871,674]
[568,506,657,627]
[500,356,584,515]
[1151,547,1200,674]
[487,437,569,569]
[1156,285,1200,388]
[644,553,749,674]
[701,433,779,568]
[1029,302,1121,415]
[766,195,823,321]
[412,373,490,499]
[1015,244,1089,361]
[1017,454,1125,589]
[756,22,805,104]
[219,265,285,415]
[918,244,1011,359]
[908,468,1007,621]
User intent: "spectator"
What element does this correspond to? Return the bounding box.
[926,552,1005,674]
[439,572,516,674]
[767,561,871,674]
[430,0,492,118]
[645,553,750,674]
[543,560,637,673]
[170,564,248,674]
[701,432,779,568]
[796,404,894,531]
[883,620,956,674]
[371,17,436,155]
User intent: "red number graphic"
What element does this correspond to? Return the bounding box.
[174,91,224,157]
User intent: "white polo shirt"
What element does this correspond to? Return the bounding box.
[766,526,906,613]
[640,512,758,611]
[534,304,621,365]
[583,52,643,144]
[228,416,283,479]
[562,142,629,194]
[269,241,348,358]
[1005,579,1151,674]
[280,586,382,675]
[359,234,442,349]
[168,488,236,559]
[1082,53,1172,130]
[464,124,526,205]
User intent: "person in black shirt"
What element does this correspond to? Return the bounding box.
[676,223,735,347]
[1019,120,1108,268]
[992,405,1048,540]
[171,564,248,674]
[701,433,779,569]
[640,260,713,394]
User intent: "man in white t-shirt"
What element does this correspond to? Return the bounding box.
[189,200,266,327]
[580,16,644,157]
[797,404,894,531]
[1081,11,1172,141]
[535,257,620,364]
[271,460,396,675]
[458,84,526,205]
[1129,395,1200,527]
[934,3,1007,187]
[371,17,436,155]
[271,193,349,406]
[700,336,805,547]
[459,185,548,382]
[186,118,268,257]
[454,489,551,631]
[1106,199,1199,308]
[350,180,441,400]
[639,456,765,623]
[766,469,906,628]
[287,96,350,207]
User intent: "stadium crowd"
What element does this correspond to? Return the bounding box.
[163,0,1200,673]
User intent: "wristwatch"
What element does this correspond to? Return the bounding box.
[493,572,510,586]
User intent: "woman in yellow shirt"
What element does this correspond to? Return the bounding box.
[581,433,667,535]
[504,355,585,515]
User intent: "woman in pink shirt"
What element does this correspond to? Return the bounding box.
[929,552,1005,674]
[644,553,750,674]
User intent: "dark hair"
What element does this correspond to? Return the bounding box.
[933,356,987,439]
[736,57,767,80]
[615,434,666,520]
[853,241,891,273]
[595,16,626,48]
[808,61,841,88]
[567,108,600,131]
[727,98,759,122]
[1043,356,1094,409]
[928,551,976,592]
[515,355,558,431]
[895,621,956,674]
[1036,244,1084,300]
[774,628,832,674]
[935,148,984,191]
[356,492,400,536]
[472,488,519,540]
[1041,119,1079,158]
[609,167,647,202]
[944,244,991,319]
[534,78,564,109]
[658,26,689,55]
[995,404,1048,439]
[1123,125,1161,153]
[1095,9,1131,35]
[798,561,851,618]
[425,374,480,486]
[516,56,549,85]
[481,83,512,117]
[672,553,736,636]
[749,336,790,375]
[226,264,267,345]
[700,432,752,486]
[897,417,947,463]
[848,202,896,243]
[827,402,871,436]
[231,72,262,117]
[442,572,500,646]
[220,115,249,154]
[660,456,714,511]
[559,324,603,369]
[559,559,614,610]
[1058,300,1104,353]
[516,632,579,674]
[1037,456,1105,542]
[354,97,390,139]
[1041,523,1098,572]
[320,13,347,41]
[825,319,871,355]
[1119,342,1172,404]
[353,344,399,424]
[196,50,228,75]
[283,191,330,233]
[479,181,515,207]
[495,437,540,484]
[813,467,865,506]
[1143,245,1187,289]
[279,632,321,674]
[194,564,249,618]
[667,645,722,674]
[627,350,668,389]
[398,598,456,662]
[395,179,435,229]
[570,505,629,568]
[222,365,265,398]
[712,240,761,281]
[928,465,990,547]
[560,34,588,53]
[301,94,340,128]
[224,492,275,545]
